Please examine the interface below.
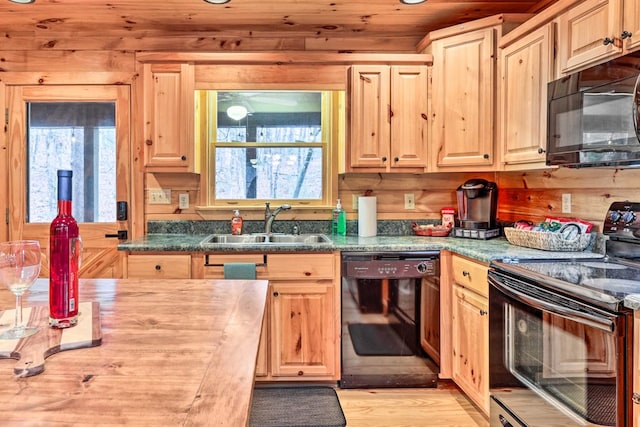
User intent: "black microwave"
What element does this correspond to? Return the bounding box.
[547,51,640,168]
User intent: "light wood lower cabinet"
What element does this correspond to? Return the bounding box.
[125,253,192,278]
[450,254,489,415]
[202,252,341,382]
[634,310,640,427]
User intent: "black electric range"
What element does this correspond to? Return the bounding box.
[492,201,640,312]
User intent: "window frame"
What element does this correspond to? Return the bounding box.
[197,90,342,210]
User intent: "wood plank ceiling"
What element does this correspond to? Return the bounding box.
[0,0,558,52]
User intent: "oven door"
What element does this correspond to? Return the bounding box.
[488,270,631,427]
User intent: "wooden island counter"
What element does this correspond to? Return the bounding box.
[0,278,269,426]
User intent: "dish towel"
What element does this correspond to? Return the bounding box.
[223,263,257,280]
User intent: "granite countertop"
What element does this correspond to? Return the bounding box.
[118,233,605,264]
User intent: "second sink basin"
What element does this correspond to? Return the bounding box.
[200,233,331,246]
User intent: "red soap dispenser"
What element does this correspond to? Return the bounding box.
[231,210,243,235]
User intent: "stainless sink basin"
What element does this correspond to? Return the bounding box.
[268,234,331,244]
[200,233,331,245]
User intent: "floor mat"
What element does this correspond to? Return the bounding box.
[348,323,413,356]
[249,386,346,427]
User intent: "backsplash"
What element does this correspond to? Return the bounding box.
[147,218,441,236]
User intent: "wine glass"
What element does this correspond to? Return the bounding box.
[0,240,42,339]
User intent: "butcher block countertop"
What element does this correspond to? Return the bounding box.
[0,278,269,426]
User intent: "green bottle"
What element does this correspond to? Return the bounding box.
[332,199,346,236]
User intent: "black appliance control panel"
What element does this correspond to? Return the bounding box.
[342,252,438,279]
[603,201,640,239]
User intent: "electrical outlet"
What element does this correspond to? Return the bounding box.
[179,193,189,209]
[352,195,359,211]
[562,193,572,213]
[404,193,415,210]
[149,189,171,205]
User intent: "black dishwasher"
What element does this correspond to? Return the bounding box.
[340,252,440,389]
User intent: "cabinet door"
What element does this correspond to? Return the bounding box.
[500,24,554,168]
[348,65,391,170]
[558,0,622,73]
[431,28,495,169]
[390,66,429,169]
[270,281,337,378]
[634,311,640,427]
[452,284,489,415]
[420,276,440,365]
[623,0,640,52]
[143,63,196,172]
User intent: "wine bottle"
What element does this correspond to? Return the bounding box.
[49,170,81,328]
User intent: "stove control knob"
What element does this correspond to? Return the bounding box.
[610,210,622,223]
[416,262,429,274]
[622,210,637,224]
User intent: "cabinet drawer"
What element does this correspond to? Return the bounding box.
[452,255,488,297]
[127,254,191,279]
[264,254,334,280]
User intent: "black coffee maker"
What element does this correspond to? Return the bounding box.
[456,179,498,237]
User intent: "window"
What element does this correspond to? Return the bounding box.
[26,102,117,223]
[199,90,343,207]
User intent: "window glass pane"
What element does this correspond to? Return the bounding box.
[212,90,327,202]
[26,102,117,223]
[215,147,323,200]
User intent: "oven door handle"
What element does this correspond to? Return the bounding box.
[489,277,616,333]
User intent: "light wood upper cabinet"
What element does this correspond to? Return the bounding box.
[499,23,555,169]
[558,0,640,74]
[143,63,198,172]
[431,28,496,170]
[450,254,489,415]
[348,65,429,172]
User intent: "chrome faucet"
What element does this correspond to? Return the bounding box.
[264,202,291,234]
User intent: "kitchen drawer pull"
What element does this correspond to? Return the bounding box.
[603,37,615,45]
[462,270,470,277]
[633,392,640,405]
[621,30,632,40]
[479,309,488,316]
[155,264,161,271]
[204,254,267,267]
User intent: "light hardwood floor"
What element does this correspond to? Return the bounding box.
[335,381,489,427]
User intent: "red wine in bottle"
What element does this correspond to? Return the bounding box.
[49,170,80,328]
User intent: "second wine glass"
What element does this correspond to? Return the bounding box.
[0,240,42,339]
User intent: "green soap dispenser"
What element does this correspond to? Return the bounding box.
[332,199,346,236]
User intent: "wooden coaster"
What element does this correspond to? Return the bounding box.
[0,301,102,377]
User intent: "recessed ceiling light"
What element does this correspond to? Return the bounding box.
[400,0,426,4]
[9,0,35,3]
[204,0,230,4]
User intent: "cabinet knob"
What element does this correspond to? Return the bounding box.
[273,291,279,297]
[181,155,187,161]
[479,309,488,316]
[421,113,428,121]
[603,37,615,45]
[155,264,161,271]
[381,156,387,163]
[145,139,153,146]
[304,271,311,276]
[462,270,470,277]
[621,30,633,40]
[393,157,399,163]
[483,154,490,159]
[537,147,546,154]
[297,370,304,376]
